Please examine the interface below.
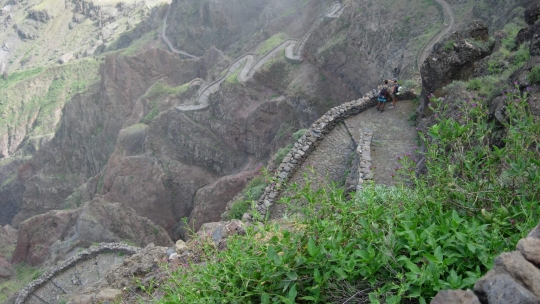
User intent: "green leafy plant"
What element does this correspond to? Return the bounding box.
[443,40,455,51]
[157,85,538,303]
[529,66,540,84]
[275,144,293,165]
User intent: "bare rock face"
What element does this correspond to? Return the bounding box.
[0,159,25,226]
[418,21,494,116]
[0,253,13,281]
[524,2,540,25]
[11,196,172,266]
[188,168,258,233]
[12,48,212,227]
[11,208,81,266]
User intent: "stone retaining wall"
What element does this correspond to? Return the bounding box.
[355,130,374,190]
[15,243,139,304]
[243,92,385,221]
[245,89,416,220]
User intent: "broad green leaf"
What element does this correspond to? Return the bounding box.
[308,238,317,257]
[288,284,297,302]
[286,271,298,281]
[261,293,270,304]
[467,243,476,253]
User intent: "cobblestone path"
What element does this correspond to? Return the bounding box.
[345,100,418,186]
[269,100,418,219]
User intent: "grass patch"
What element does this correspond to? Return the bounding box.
[225,176,267,220]
[225,65,242,84]
[275,144,293,165]
[120,30,157,56]
[0,67,44,90]
[0,264,41,303]
[255,33,289,56]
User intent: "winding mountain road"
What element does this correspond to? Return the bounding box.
[417,0,455,69]
[159,1,345,112]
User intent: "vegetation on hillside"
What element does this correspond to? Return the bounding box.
[155,81,539,303]
[0,59,99,138]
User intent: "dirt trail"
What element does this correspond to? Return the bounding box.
[417,0,455,69]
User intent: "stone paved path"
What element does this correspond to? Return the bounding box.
[269,100,418,219]
[345,100,418,186]
[19,252,129,304]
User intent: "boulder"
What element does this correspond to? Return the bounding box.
[476,273,540,304]
[175,239,188,254]
[517,237,540,267]
[96,289,122,302]
[59,53,74,64]
[430,290,480,304]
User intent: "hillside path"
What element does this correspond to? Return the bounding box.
[269,100,418,219]
[417,0,455,69]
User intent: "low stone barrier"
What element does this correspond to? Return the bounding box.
[15,243,139,304]
[355,129,374,190]
[242,89,416,221]
[241,93,377,221]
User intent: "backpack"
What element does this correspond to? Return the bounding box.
[393,83,401,95]
[378,87,388,101]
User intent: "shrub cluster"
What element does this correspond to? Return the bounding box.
[157,87,538,303]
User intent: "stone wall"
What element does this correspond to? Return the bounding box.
[15,243,139,304]
[244,89,416,221]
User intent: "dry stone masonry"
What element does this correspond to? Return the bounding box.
[15,243,139,304]
[243,92,385,221]
[431,221,540,304]
[355,130,374,190]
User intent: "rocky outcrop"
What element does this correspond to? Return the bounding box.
[430,221,540,304]
[27,9,50,23]
[11,196,171,267]
[14,20,41,40]
[11,48,216,227]
[188,167,258,234]
[418,21,494,116]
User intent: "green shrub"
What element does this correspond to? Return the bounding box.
[466,78,481,90]
[227,200,251,220]
[158,87,539,303]
[443,40,455,51]
[292,129,308,141]
[511,46,530,67]
[275,144,293,165]
[225,176,267,220]
[529,66,540,84]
